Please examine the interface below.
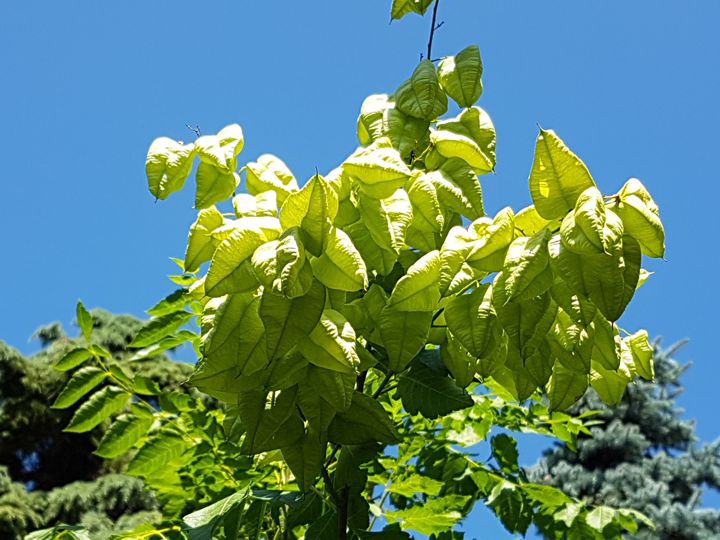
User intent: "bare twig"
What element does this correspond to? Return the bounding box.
[186,124,201,138]
[427,0,442,60]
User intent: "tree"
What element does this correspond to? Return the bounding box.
[32,1,668,538]
[533,342,720,539]
[0,311,194,539]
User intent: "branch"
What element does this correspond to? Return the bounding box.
[427,0,442,61]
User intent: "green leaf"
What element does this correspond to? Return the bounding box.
[147,289,191,317]
[438,45,483,108]
[388,250,442,311]
[252,231,314,298]
[390,0,434,20]
[311,227,368,292]
[381,106,430,160]
[282,430,327,492]
[378,307,433,372]
[130,310,193,348]
[53,347,93,371]
[205,220,280,297]
[195,162,239,209]
[491,434,520,473]
[387,475,444,498]
[590,363,630,405]
[445,285,501,359]
[126,427,186,477]
[195,123,244,170]
[192,294,268,399]
[239,388,304,454]
[305,511,337,540]
[520,483,573,508]
[430,128,493,174]
[343,141,412,199]
[260,279,325,360]
[146,137,195,200]
[75,301,93,342]
[127,330,196,361]
[466,207,515,270]
[328,392,399,444]
[299,309,359,374]
[132,376,162,395]
[182,489,250,540]
[358,93,390,145]
[397,352,474,419]
[395,60,448,121]
[386,495,469,536]
[346,220,399,277]
[493,282,556,358]
[280,173,338,256]
[549,233,641,322]
[611,178,665,258]
[625,329,654,380]
[94,410,154,458]
[547,363,588,411]
[436,107,496,173]
[529,128,596,219]
[562,186,624,255]
[52,366,107,409]
[440,157,485,219]
[64,385,131,433]
[501,230,553,301]
[586,506,617,532]
[357,189,413,254]
[185,206,225,272]
[245,154,299,204]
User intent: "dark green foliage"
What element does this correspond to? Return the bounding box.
[533,342,720,539]
[0,309,191,539]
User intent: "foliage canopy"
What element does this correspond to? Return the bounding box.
[34,2,669,539]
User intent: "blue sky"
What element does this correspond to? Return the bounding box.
[1,0,718,536]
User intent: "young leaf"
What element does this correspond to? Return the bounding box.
[397,353,474,419]
[260,279,326,360]
[53,347,93,372]
[182,489,250,540]
[94,411,154,459]
[195,162,239,209]
[184,206,225,273]
[388,250,442,311]
[205,225,276,297]
[280,173,338,256]
[311,227,368,292]
[245,153,299,204]
[76,301,93,342]
[126,427,186,476]
[327,392,399,445]
[281,430,327,492]
[611,177,665,258]
[146,137,195,200]
[64,385,131,433]
[395,60,448,121]
[130,310,193,348]
[386,495,469,536]
[547,363,588,411]
[529,128,596,219]
[438,45,484,108]
[52,366,107,409]
[299,309,359,374]
[378,308,433,372]
[390,0,434,20]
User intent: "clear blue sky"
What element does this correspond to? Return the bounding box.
[1,1,718,537]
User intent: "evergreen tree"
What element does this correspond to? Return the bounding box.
[533,342,720,539]
[0,308,193,539]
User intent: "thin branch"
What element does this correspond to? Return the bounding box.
[186,124,201,138]
[372,373,393,399]
[427,0,442,60]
